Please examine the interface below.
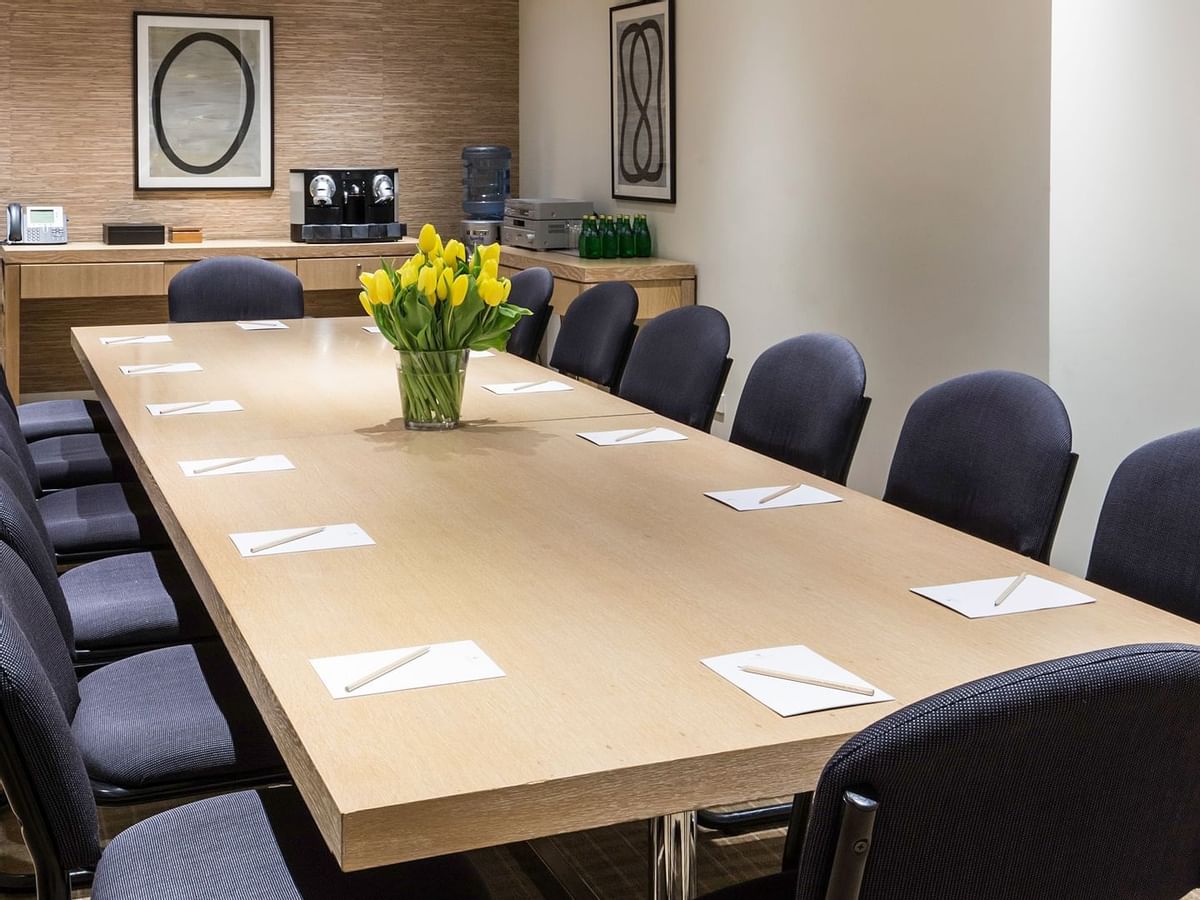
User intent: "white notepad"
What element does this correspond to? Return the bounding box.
[120,362,202,376]
[101,334,172,345]
[483,380,573,395]
[578,427,686,446]
[911,575,1096,619]
[705,485,843,511]
[230,523,374,558]
[236,320,288,331]
[179,455,295,477]
[470,350,495,359]
[311,640,505,699]
[147,400,243,417]
[702,645,893,717]
[363,325,381,334]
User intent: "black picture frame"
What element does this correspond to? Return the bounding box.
[133,12,274,191]
[610,0,676,203]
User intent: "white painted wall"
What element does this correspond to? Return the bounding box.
[520,0,1051,498]
[1049,1,1200,573]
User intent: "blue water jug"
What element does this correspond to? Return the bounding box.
[461,146,511,220]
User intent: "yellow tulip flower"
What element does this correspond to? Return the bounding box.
[399,261,419,290]
[417,265,438,299]
[480,243,501,265]
[359,290,372,316]
[481,258,499,282]
[418,223,439,255]
[437,267,454,301]
[443,239,466,269]
[501,278,512,302]
[372,269,394,304]
[411,252,426,269]
[479,277,506,306]
[451,273,469,307]
[358,272,375,293]
[433,234,444,258]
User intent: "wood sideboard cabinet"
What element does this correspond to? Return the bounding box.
[0,238,697,401]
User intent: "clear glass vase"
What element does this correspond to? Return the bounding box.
[395,349,470,430]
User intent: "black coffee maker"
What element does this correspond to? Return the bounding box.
[289,167,406,243]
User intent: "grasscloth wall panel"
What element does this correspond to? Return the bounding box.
[0,1,519,241]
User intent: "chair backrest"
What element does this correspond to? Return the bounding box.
[882,370,1075,561]
[0,456,75,649]
[0,552,100,883]
[505,267,555,361]
[790,643,1200,900]
[0,364,16,414]
[730,334,870,484]
[549,281,639,390]
[617,306,732,431]
[0,394,42,494]
[1087,429,1200,620]
[168,256,305,323]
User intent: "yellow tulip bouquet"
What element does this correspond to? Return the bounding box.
[360,223,532,428]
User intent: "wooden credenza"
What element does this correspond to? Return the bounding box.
[0,238,418,401]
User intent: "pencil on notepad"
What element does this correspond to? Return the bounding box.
[193,456,257,474]
[106,335,147,344]
[240,321,280,327]
[344,645,431,693]
[512,379,552,392]
[614,427,657,443]
[738,665,875,696]
[249,526,325,554]
[758,483,803,504]
[161,401,210,415]
[126,363,175,373]
[993,573,1028,607]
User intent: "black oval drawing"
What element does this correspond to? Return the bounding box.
[617,20,664,185]
[152,32,256,175]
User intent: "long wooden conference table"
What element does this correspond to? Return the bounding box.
[72,317,1200,899]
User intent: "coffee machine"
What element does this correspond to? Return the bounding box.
[289,167,406,243]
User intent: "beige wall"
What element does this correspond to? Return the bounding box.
[0,1,519,241]
[1049,0,1200,573]
[520,0,1051,497]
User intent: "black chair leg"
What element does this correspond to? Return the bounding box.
[697,800,794,835]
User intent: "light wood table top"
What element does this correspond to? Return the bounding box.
[73,319,1200,873]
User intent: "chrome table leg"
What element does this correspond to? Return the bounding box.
[650,811,697,900]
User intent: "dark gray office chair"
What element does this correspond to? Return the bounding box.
[883,370,1076,563]
[0,541,283,804]
[617,306,732,432]
[0,403,165,563]
[702,643,1200,900]
[0,363,111,442]
[0,463,212,665]
[169,256,304,323]
[730,334,871,485]
[0,591,490,900]
[505,267,555,361]
[549,281,639,391]
[1087,428,1200,621]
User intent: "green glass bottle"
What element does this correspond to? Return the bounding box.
[579,216,594,258]
[602,216,618,258]
[635,215,653,257]
[618,215,636,258]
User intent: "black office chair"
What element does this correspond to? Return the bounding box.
[702,643,1200,900]
[0,464,212,665]
[883,370,1077,563]
[169,256,305,323]
[0,589,490,900]
[0,363,111,442]
[0,408,165,564]
[505,267,555,361]
[617,306,732,432]
[1087,428,1200,621]
[0,541,283,805]
[730,334,871,485]
[549,281,639,391]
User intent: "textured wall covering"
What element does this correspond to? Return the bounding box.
[0,1,519,241]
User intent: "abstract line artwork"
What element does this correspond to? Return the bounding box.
[134,13,273,190]
[611,0,675,203]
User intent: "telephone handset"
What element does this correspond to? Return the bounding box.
[4,203,69,244]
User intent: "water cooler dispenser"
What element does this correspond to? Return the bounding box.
[461,145,511,249]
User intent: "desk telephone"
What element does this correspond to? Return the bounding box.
[4,203,68,244]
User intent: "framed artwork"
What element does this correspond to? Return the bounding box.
[610,0,675,203]
[134,13,273,190]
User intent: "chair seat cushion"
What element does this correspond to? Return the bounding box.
[36,482,166,556]
[30,432,133,490]
[91,788,490,899]
[73,644,282,790]
[61,551,214,652]
[17,398,110,442]
[700,872,795,900]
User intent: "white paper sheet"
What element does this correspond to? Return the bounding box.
[179,455,295,477]
[100,334,172,345]
[147,400,243,417]
[705,485,843,511]
[470,350,495,358]
[311,640,505,699]
[230,523,375,558]
[120,362,202,376]
[577,427,687,446]
[236,320,288,331]
[702,645,893,717]
[911,574,1096,619]
[363,325,381,334]
[482,380,573,395]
